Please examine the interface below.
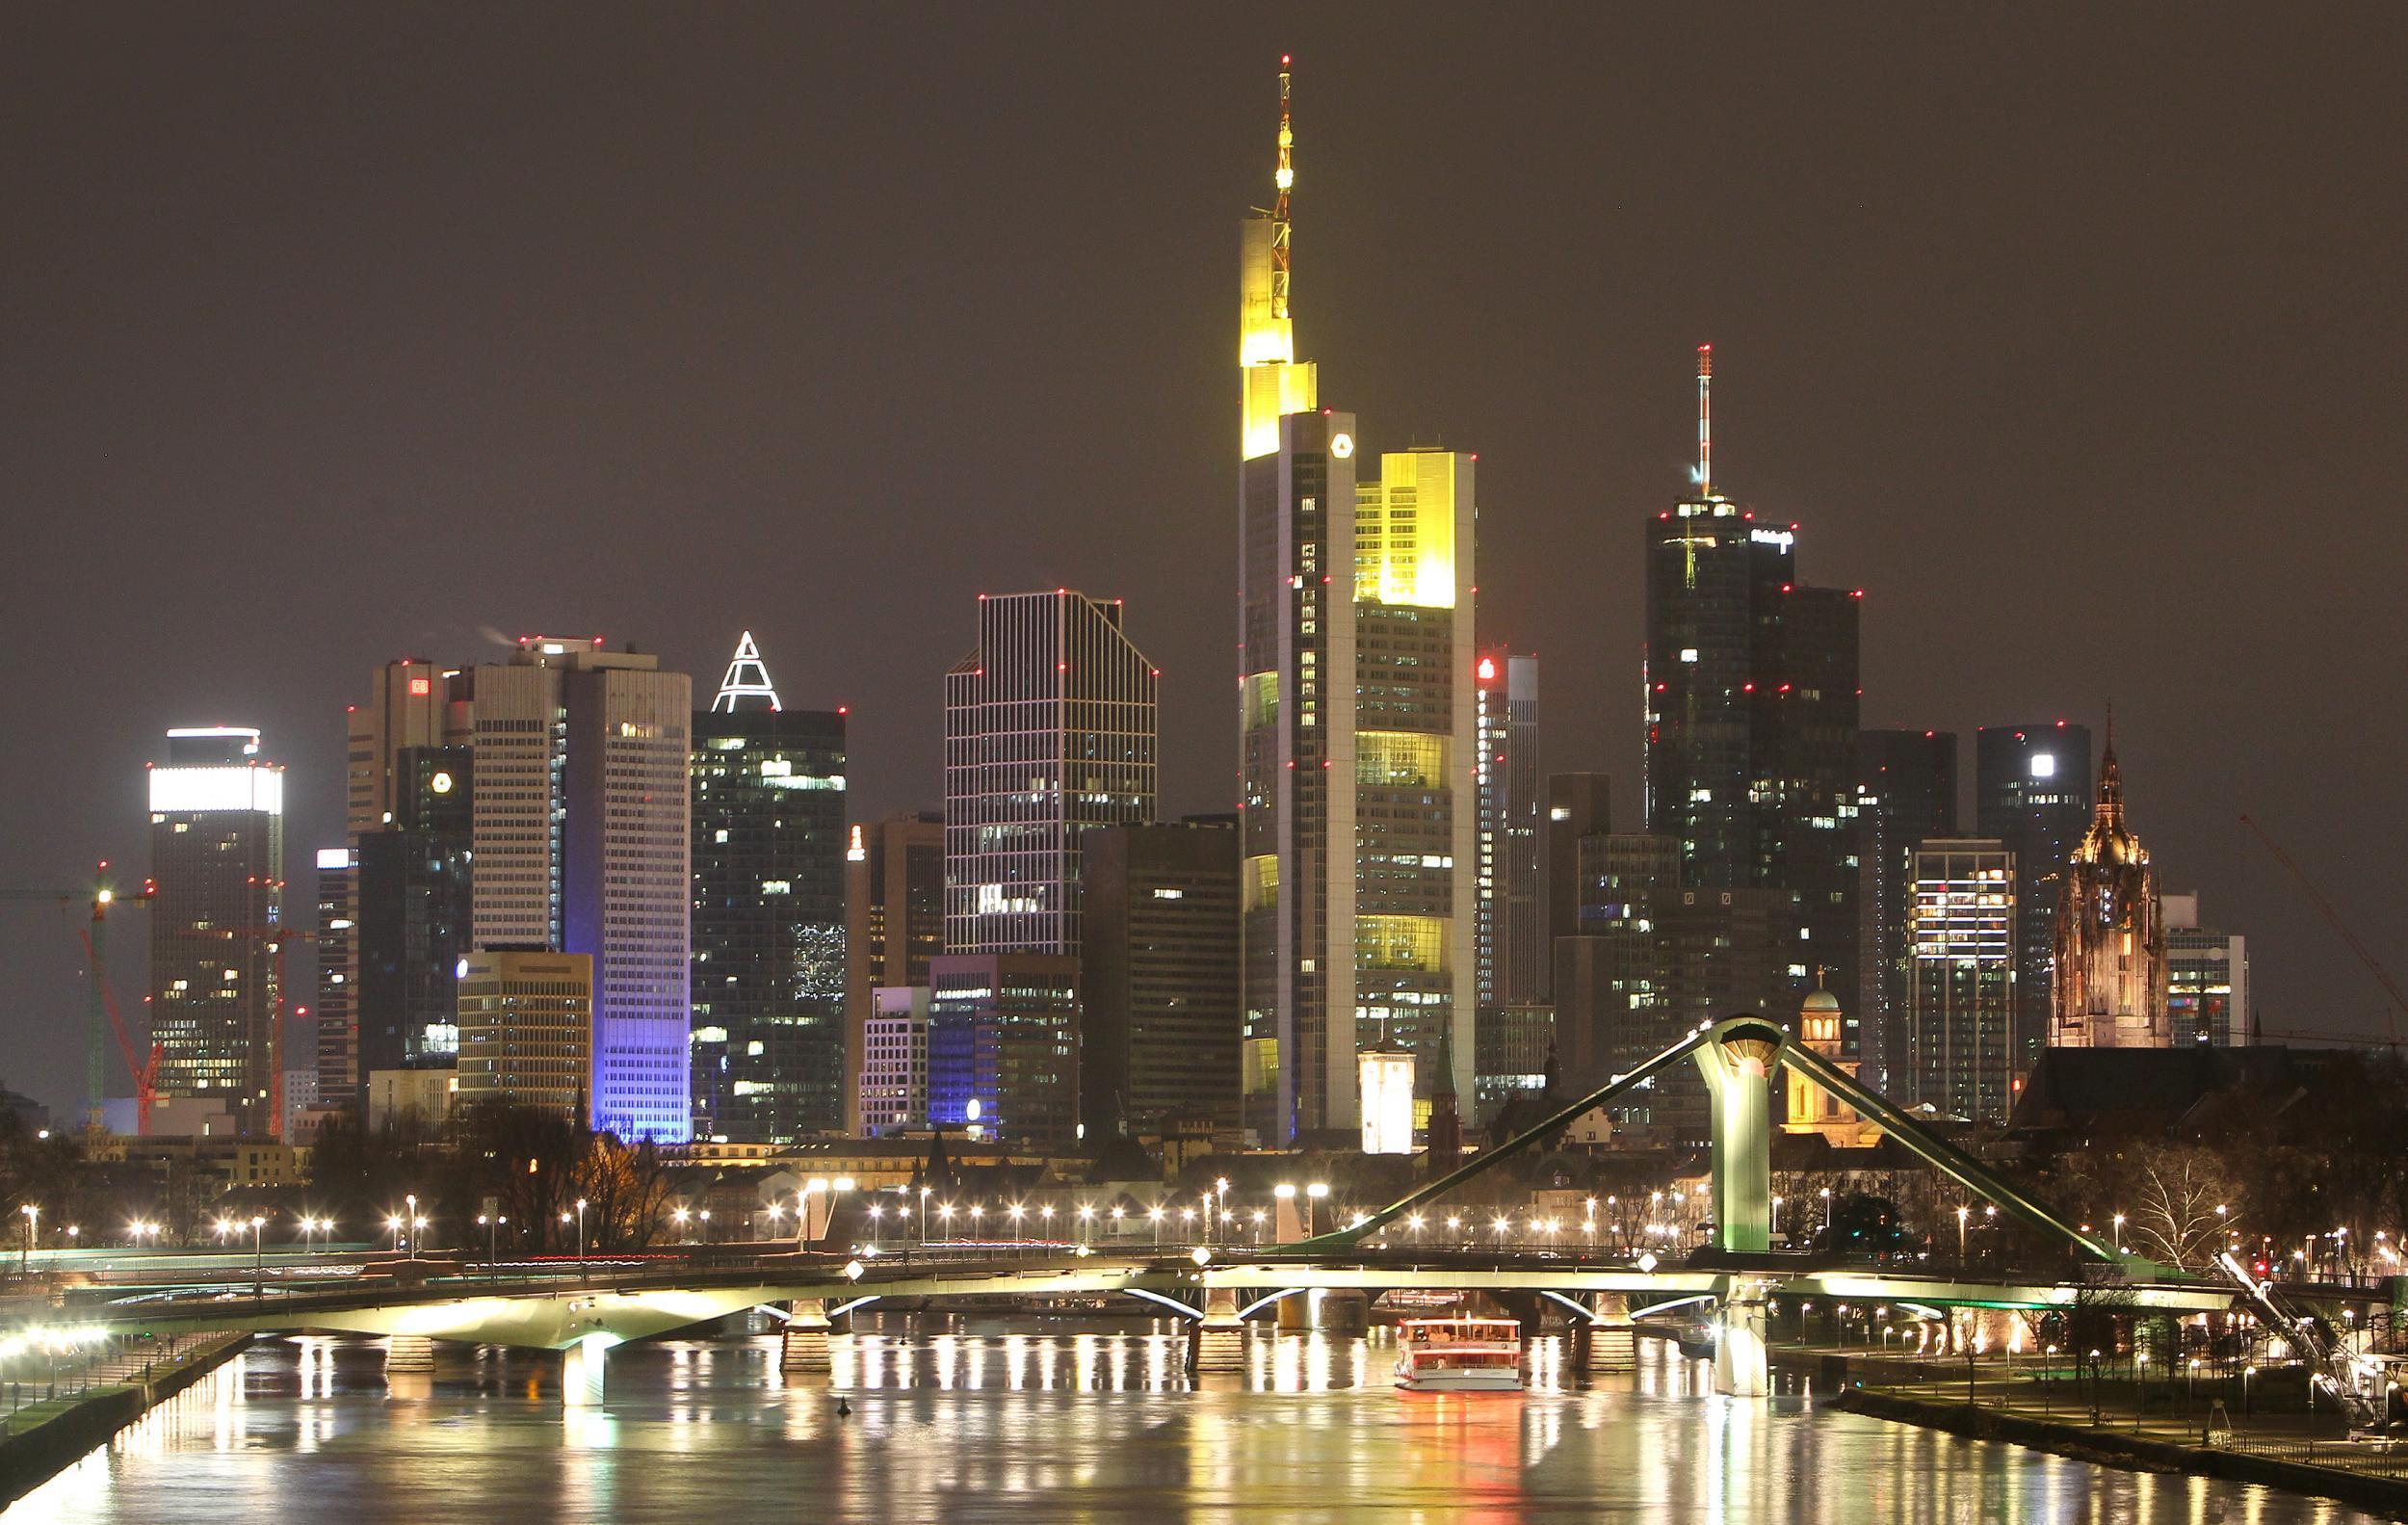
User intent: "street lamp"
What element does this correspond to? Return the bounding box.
[2112,1213,2125,1256]
[575,1197,589,1273]
[1305,1182,1328,1240]
[1819,1186,1834,1237]
[18,1204,37,1276]
[249,1215,267,1298]
[1956,1205,1971,1265]
[405,1195,419,1260]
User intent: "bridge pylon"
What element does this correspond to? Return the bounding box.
[1693,1018,1782,1254]
[1584,1293,1636,1372]
[781,1300,834,1373]
[1191,1286,1245,1374]
[563,1331,617,1406]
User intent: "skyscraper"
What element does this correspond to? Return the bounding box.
[690,633,848,1144]
[353,745,473,1083]
[451,637,692,1140]
[1907,838,2018,1121]
[1078,817,1243,1135]
[1475,651,1542,1007]
[1856,730,1958,1092]
[1643,349,1861,1025]
[1237,64,1477,1142]
[1975,721,2093,1068]
[147,727,284,1136]
[1550,830,1679,1102]
[2051,738,2169,1048]
[943,591,1157,958]
[312,847,356,1109]
[927,953,1081,1148]
[843,812,944,1133]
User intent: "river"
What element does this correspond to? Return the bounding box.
[5,1318,2378,1523]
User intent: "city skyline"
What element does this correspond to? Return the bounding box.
[6,13,2407,1120]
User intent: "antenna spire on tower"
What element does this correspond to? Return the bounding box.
[1696,344,1714,497]
[1271,55,1294,322]
[713,630,782,713]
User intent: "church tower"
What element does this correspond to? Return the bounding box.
[2049,725,2169,1046]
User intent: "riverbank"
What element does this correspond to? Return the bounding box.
[1781,1349,2408,1519]
[0,1331,250,1508]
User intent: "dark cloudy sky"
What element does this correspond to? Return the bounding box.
[5,5,2404,1117]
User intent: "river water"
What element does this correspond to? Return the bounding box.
[5,1318,2378,1523]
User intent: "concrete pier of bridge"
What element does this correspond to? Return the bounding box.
[780,1300,834,1374]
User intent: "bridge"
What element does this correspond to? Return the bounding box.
[49,1019,2350,1404]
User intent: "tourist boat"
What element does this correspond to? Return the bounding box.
[1395,1317,1524,1392]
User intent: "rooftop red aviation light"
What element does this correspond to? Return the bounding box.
[1477,657,1497,680]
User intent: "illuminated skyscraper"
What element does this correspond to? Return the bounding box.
[312,847,356,1108]
[943,591,1157,959]
[1976,721,2093,1067]
[1475,650,1542,1007]
[458,638,693,1140]
[1078,817,1242,1134]
[147,726,284,1135]
[690,633,847,1144]
[1908,838,2018,1121]
[1237,63,1477,1142]
[1643,350,1861,1027]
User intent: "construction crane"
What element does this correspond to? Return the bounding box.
[0,868,157,1130]
[2239,815,2408,1044]
[2216,1250,2404,1434]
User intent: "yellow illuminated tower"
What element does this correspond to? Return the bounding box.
[1239,56,1317,460]
[1237,60,1476,1143]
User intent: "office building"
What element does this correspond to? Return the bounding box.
[1907,838,2018,1121]
[926,953,1081,1148]
[1856,730,1958,1093]
[844,812,944,1133]
[147,727,285,1136]
[1976,721,2093,1067]
[2051,739,2169,1047]
[857,986,930,1134]
[1645,886,1804,1141]
[1078,818,1242,1136]
[455,950,593,1121]
[1543,774,1613,949]
[690,633,848,1144]
[312,848,356,1109]
[1550,831,1679,1103]
[943,591,1157,957]
[1643,348,1862,1025]
[2161,894,2250,1047]
[1472,1002,1554,1124]
[353,745,473,1083]
[457,637,693,1138]
[1236,66,1478,1141]
[1475,650,1542,1006]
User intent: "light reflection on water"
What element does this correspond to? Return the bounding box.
[6,1323,2380,1523]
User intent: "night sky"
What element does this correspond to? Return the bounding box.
[6,6,2404,1117]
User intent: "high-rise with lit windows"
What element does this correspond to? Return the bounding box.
[1475,650,1542,1007]
[690,633,847,1144]
[148,726,285,1135]
[1643,349,1861,1029]
[943,591,1157,958]
[1907,837,2018,1121]
[1237,61,1478,1143]
[844,812,944,1133]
